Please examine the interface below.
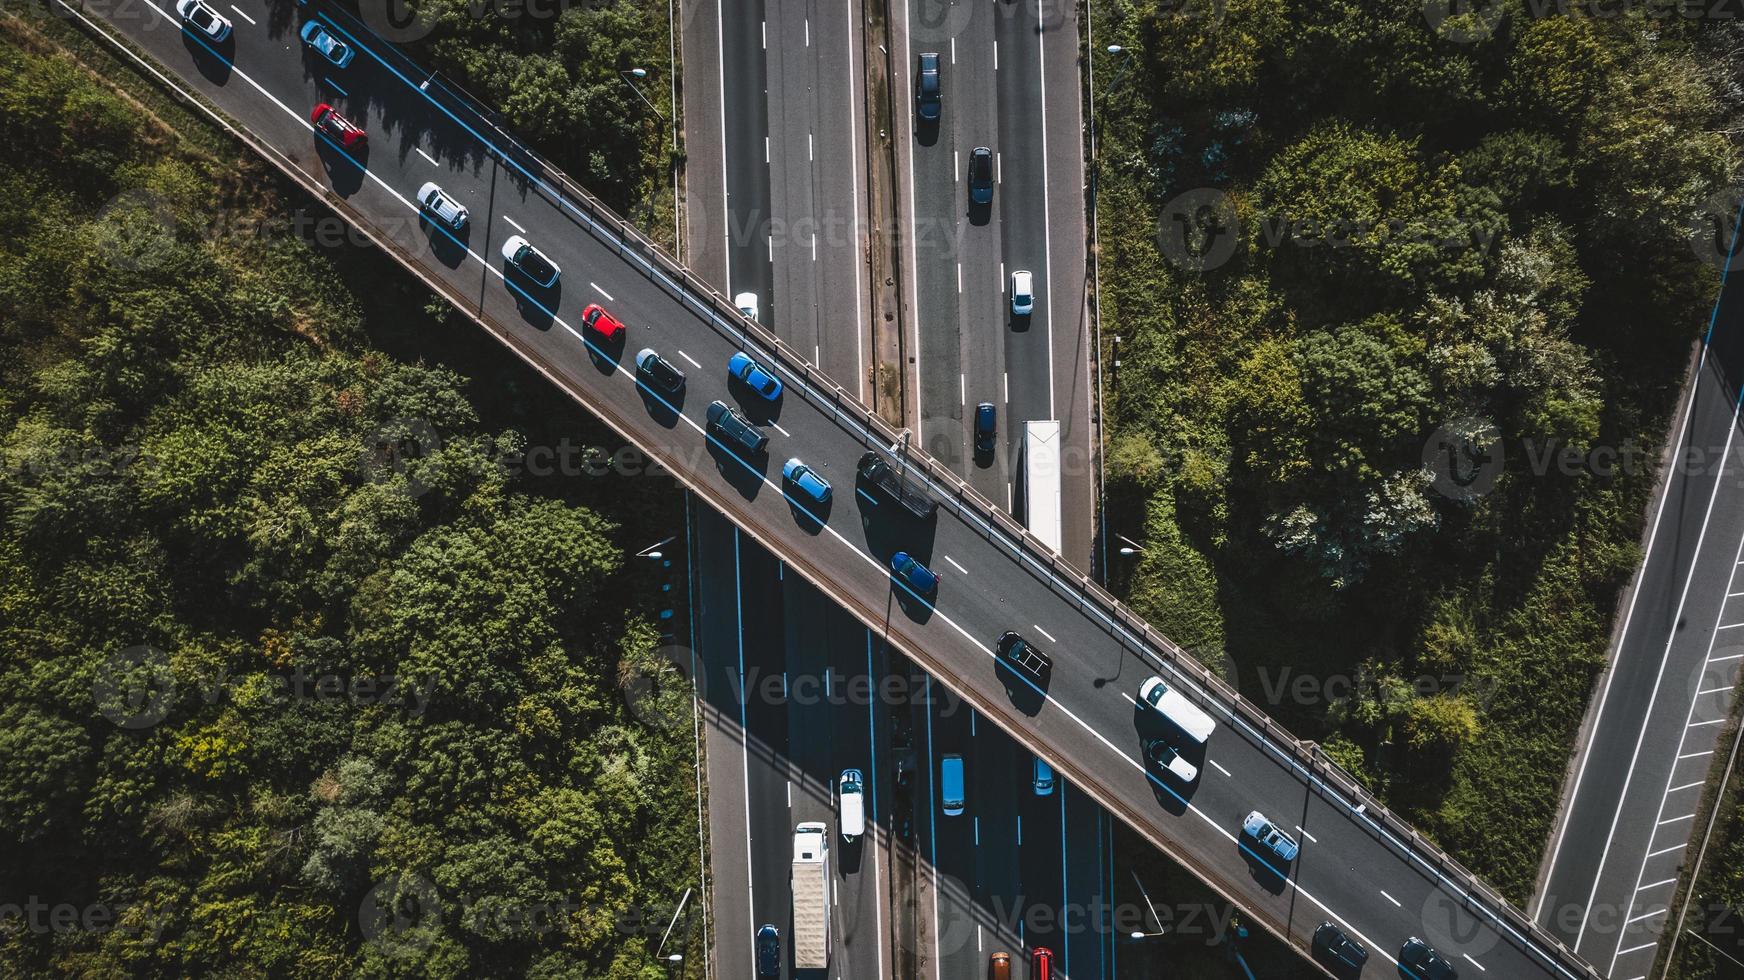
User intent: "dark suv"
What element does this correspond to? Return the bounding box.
[1312,922,1369,973]
[756,924,780,976]
[1400,936,1457,979]
[997,631,1051,682]
[968,147,993,204]
[857,451,937,520]
[706,400,767,454]
[916,52,941,122]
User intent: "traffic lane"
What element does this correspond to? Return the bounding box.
[765,0,821,348]
[806,0,869,396]
[992,0,1053,452]
[969,716,1026,966]
[110,7,1578,976]
[737,541,797,978]
[828,617,889,980]
[1062,788,1112,978]
[680,0,728,283]
[1537,343,1744,947]
[694,508,757,977]
[721,0,774,320]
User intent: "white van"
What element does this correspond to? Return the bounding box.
[1032,757,1055,796]
[1137,675,1216,743]
[838,769,866,840]
[941,754,965,816]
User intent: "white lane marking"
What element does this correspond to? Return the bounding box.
[1711,652,1744,663]
[1668,780,1706,793]
[956,263,962,293]
[767,235,772,261]
[502,215,526,233]
[974,816,980,845]
[590,282,615,301]
[960,373,966,404]
[808,132,813,161]
[1209,760,1231,777]
[945,556,967,575]
[1720,621,1744,630]
[1658,813,1694,826]
[414,147,438,166]
[1033,624,1057,643]
[950,38,955,63]
[1690,717,1725,727]
[1463,953,1486,972]
[997,151,1002,183]
[772,422,791,438]
[764,136,770,163]
[1697,684,1734,694]
[1730,589,1744,597]
[1617,941,1657,957]
[1625,908,1667,925]
[228,4,253,23]
[787,781,792,807]
[993,40,998,69]
[1295,826,1318,844]
[1033,12,1058,422]
[760,19,765,47]
[1381,890,1401,908]
[678,349,702,369]
[804,17,809,45]
[1639,877,1680,892]
[1679,750,1716,759]
[954,149,960,180]
[1646,843,1683,858]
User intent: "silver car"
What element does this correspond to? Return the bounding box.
[417,182,469,231]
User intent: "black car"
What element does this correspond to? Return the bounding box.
[974,402,996,453]
[1400,936,1457,979]
[857,451,938,520]
[635,348,685,395]
[968,146,994,205]
[756,923,780,976]
[706,400,768,454]
[1312,922,1369,971]
[916,52,941,122]
[997,630,1051,681]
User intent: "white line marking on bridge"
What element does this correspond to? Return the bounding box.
[945,556,967,575]
[1296,826,1317,844]
[1209,760,1231,778]
[678,350,701,369]
[590,282,614,301]
[228,4,254,23]
[1711,652,1744,663]
[1657,814,1694,826]
[1638,877,1678,892]
[1380,890,1401,908]
[1625,908,1667,925]
[414,147,437,166]
[1463,953,1486,971]
[1617,941,1657,957]
[1646,843,1683,858]
[1679,750,1715,760]
[1690,717,1725,727]
[1668,780,1706,793]
[1033,624,1056,643]
[502,215,525,233]
[771,422,791,438]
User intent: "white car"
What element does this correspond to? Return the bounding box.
[176,0,232,41]
[735,291,759,321]
[417,182,469,231]
[1010,270,1033,317]
[501,235,559,288]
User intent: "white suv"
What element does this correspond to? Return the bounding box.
[417,182,469,232]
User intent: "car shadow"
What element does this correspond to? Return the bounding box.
[422,216,470,269]
[705,437,767,501]
[585,332,625,373]
[1009,310,1032,332]
[1238,839,1293,895]
[502,273,558,330]
[784,488,831,534]
[637,383,685,429]
[313,138,367,197]
[1131,705,1196,815]
[731,385,784,425]
[183,32,234,85]
[915,117,940,147]
[998,660,1048,717]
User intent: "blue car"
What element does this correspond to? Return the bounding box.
[299,21,355,68]
[783,458,832,506]
[891,552,937,595]
[728,351,783,402]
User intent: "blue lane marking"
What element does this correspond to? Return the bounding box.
[325,78,347,97]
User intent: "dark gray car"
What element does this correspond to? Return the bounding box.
[968,147,993,205]
[706,400,767,454]
[916,52,941,122]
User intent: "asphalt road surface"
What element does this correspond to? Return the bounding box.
[1535,253,1744,979]
[69,4,1595,977]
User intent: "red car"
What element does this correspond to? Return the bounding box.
[310,103,366,149]
[1032,947,1053,980]
[582,303,625,342]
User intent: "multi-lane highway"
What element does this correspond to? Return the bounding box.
[894,0,1096,568]
[1535,238,1744,979]
[64,2,1600,976]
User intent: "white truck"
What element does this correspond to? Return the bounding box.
[791,822,831,969]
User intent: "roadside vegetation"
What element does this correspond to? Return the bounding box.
[1091,0,1742,898]
[0,23,700,979]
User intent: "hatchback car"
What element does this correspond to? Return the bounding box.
[635,348,685,395]
[416,182,469,231]
[310,103,366,149]
[1241,810,1300,864]
[176,0,231,41]
[891,551,938,595]
[1032,757,1055,796]
[501,235,559,288]
[1312,922,1370,971]
[299,20,355,67]
[735,291,760,321]
[1010,269,1034,316]
[974,402,997,454]
[997,630,1051,681]
[728,351,783,401]
[755,924,780,976]
[968,147,994,204]
[1032,947,1054,980]
[582,303,625,342]
[1400,936,1458,979]
[706,400,767,454]
[783,458,833,505]
[916,52,941,122]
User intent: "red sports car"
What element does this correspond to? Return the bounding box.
[582,303,625,342]
[310,103,366,149]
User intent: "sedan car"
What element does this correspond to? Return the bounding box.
[783,458,833,505]
[1144,737,1198,783]
[1312,922,1370,972]
[968,146,994,205]
[416,182,469,231]
[299,20,355,67]
[310,103,366,149]
[705,400,767,454]
[728,351,783,401]
[735,291,760,321]
[891,551,938,595]
[997,630,1051,681]
[1400,936,1458,979]
[1241,810,1299,864]
[635,348,685,395]
[974,402,997,454]
[582,303,625,342]
[1010,269,1034,316]
[916,52,941,122]
[755,924,780,977]
[175,0,231,41]
[500,235,559,288]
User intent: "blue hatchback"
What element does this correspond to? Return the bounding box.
[891,552,938,595]
[728,351,783,402]
[783,458,832,506]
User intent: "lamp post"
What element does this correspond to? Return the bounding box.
[619,67,682,257]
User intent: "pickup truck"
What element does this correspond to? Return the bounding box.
[857,451,937,520]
